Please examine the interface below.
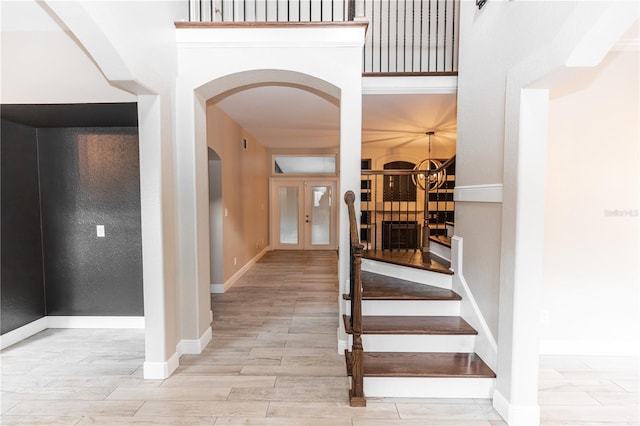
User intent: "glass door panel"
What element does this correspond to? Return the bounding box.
[304,181,335,250]
[308,185,331,246]
[279,186,299,245]
[271,179,336,250]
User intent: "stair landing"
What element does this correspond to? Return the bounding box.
[362,249,452,275]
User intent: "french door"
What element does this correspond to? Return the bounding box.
[270,179,337,250]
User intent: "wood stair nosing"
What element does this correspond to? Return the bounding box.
[343,315,478,336]
[344,351,496,379]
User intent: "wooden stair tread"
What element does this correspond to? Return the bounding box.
[362,249,453,275]
[342,271,461,301]
[346,352,495,378]
[429,235,452,248]
[343,315,477,335]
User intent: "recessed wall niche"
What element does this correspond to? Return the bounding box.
[0,103,142,335]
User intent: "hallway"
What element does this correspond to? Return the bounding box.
[2,251,636,424]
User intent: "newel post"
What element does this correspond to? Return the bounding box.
[344,190,366,407]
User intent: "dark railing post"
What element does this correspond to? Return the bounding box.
[348,0,356,20]
[422,160,431,252]
[344,190,366,407]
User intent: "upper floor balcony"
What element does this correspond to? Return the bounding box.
[187,0,459,74]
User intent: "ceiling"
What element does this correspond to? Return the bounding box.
[216,86,458,151]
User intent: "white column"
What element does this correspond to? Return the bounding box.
[174,79,213,355]
[138,94,179,379]
[338,79,363,337]
[494,88,548,425]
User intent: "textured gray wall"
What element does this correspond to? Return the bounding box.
[37,127,143,316]
[1,120,46,334]
[1,108,143,334]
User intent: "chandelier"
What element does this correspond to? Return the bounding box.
[412,131,447,191]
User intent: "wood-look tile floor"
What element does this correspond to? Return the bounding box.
[1,250,637,425]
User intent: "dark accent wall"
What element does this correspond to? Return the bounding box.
[1,120,46,334]
[38,127,143,316]
[1,106,143,334]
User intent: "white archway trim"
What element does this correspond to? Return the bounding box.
[175,25,365,364]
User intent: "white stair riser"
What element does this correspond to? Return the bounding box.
[350,334,476,353]
[346,300,461,316]
[363,377,495,399]
[362,259,452,290]
[429,241,451,262]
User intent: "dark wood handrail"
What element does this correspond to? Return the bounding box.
[344,190,366,407]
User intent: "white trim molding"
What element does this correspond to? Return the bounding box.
[362,75,458,95]
[0,316,145,350]
[493,389,540,426]
[211,246,269,294]
[540,339,640,357]
[454,184,503,203]
[177,327,213,355]
[0,317,48,350]
[143,351,180,380]
[451,236,498,371]
[46,316,145,329]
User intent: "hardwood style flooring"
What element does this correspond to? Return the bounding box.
[1,250,638,425]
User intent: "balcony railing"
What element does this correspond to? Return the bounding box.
[187,0,459,74]
[360,156,456,252]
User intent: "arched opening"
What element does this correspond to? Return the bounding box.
[196,69,343,291]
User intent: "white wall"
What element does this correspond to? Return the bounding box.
[0,8,135,103]
[456,1,638,424]
[542,50,639,355]
[1,0,190,378]
[207,105,269,284]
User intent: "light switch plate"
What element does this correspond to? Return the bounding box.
[96,225,105,237]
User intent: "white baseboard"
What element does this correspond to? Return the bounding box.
[0,317,48,350]
[143,351,180,380]
[0,316,144,350]
[211,247,269,294]
[177,327,212,355]
[540,339,640,356]
[47,316,145,329]
[210,283,225,293]
[337,325,348,355]
[338,338,348,355]
[493,389,539,426]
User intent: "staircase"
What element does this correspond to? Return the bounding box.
[343,191,495,406]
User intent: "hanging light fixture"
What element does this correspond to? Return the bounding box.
[412,131,447,191]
